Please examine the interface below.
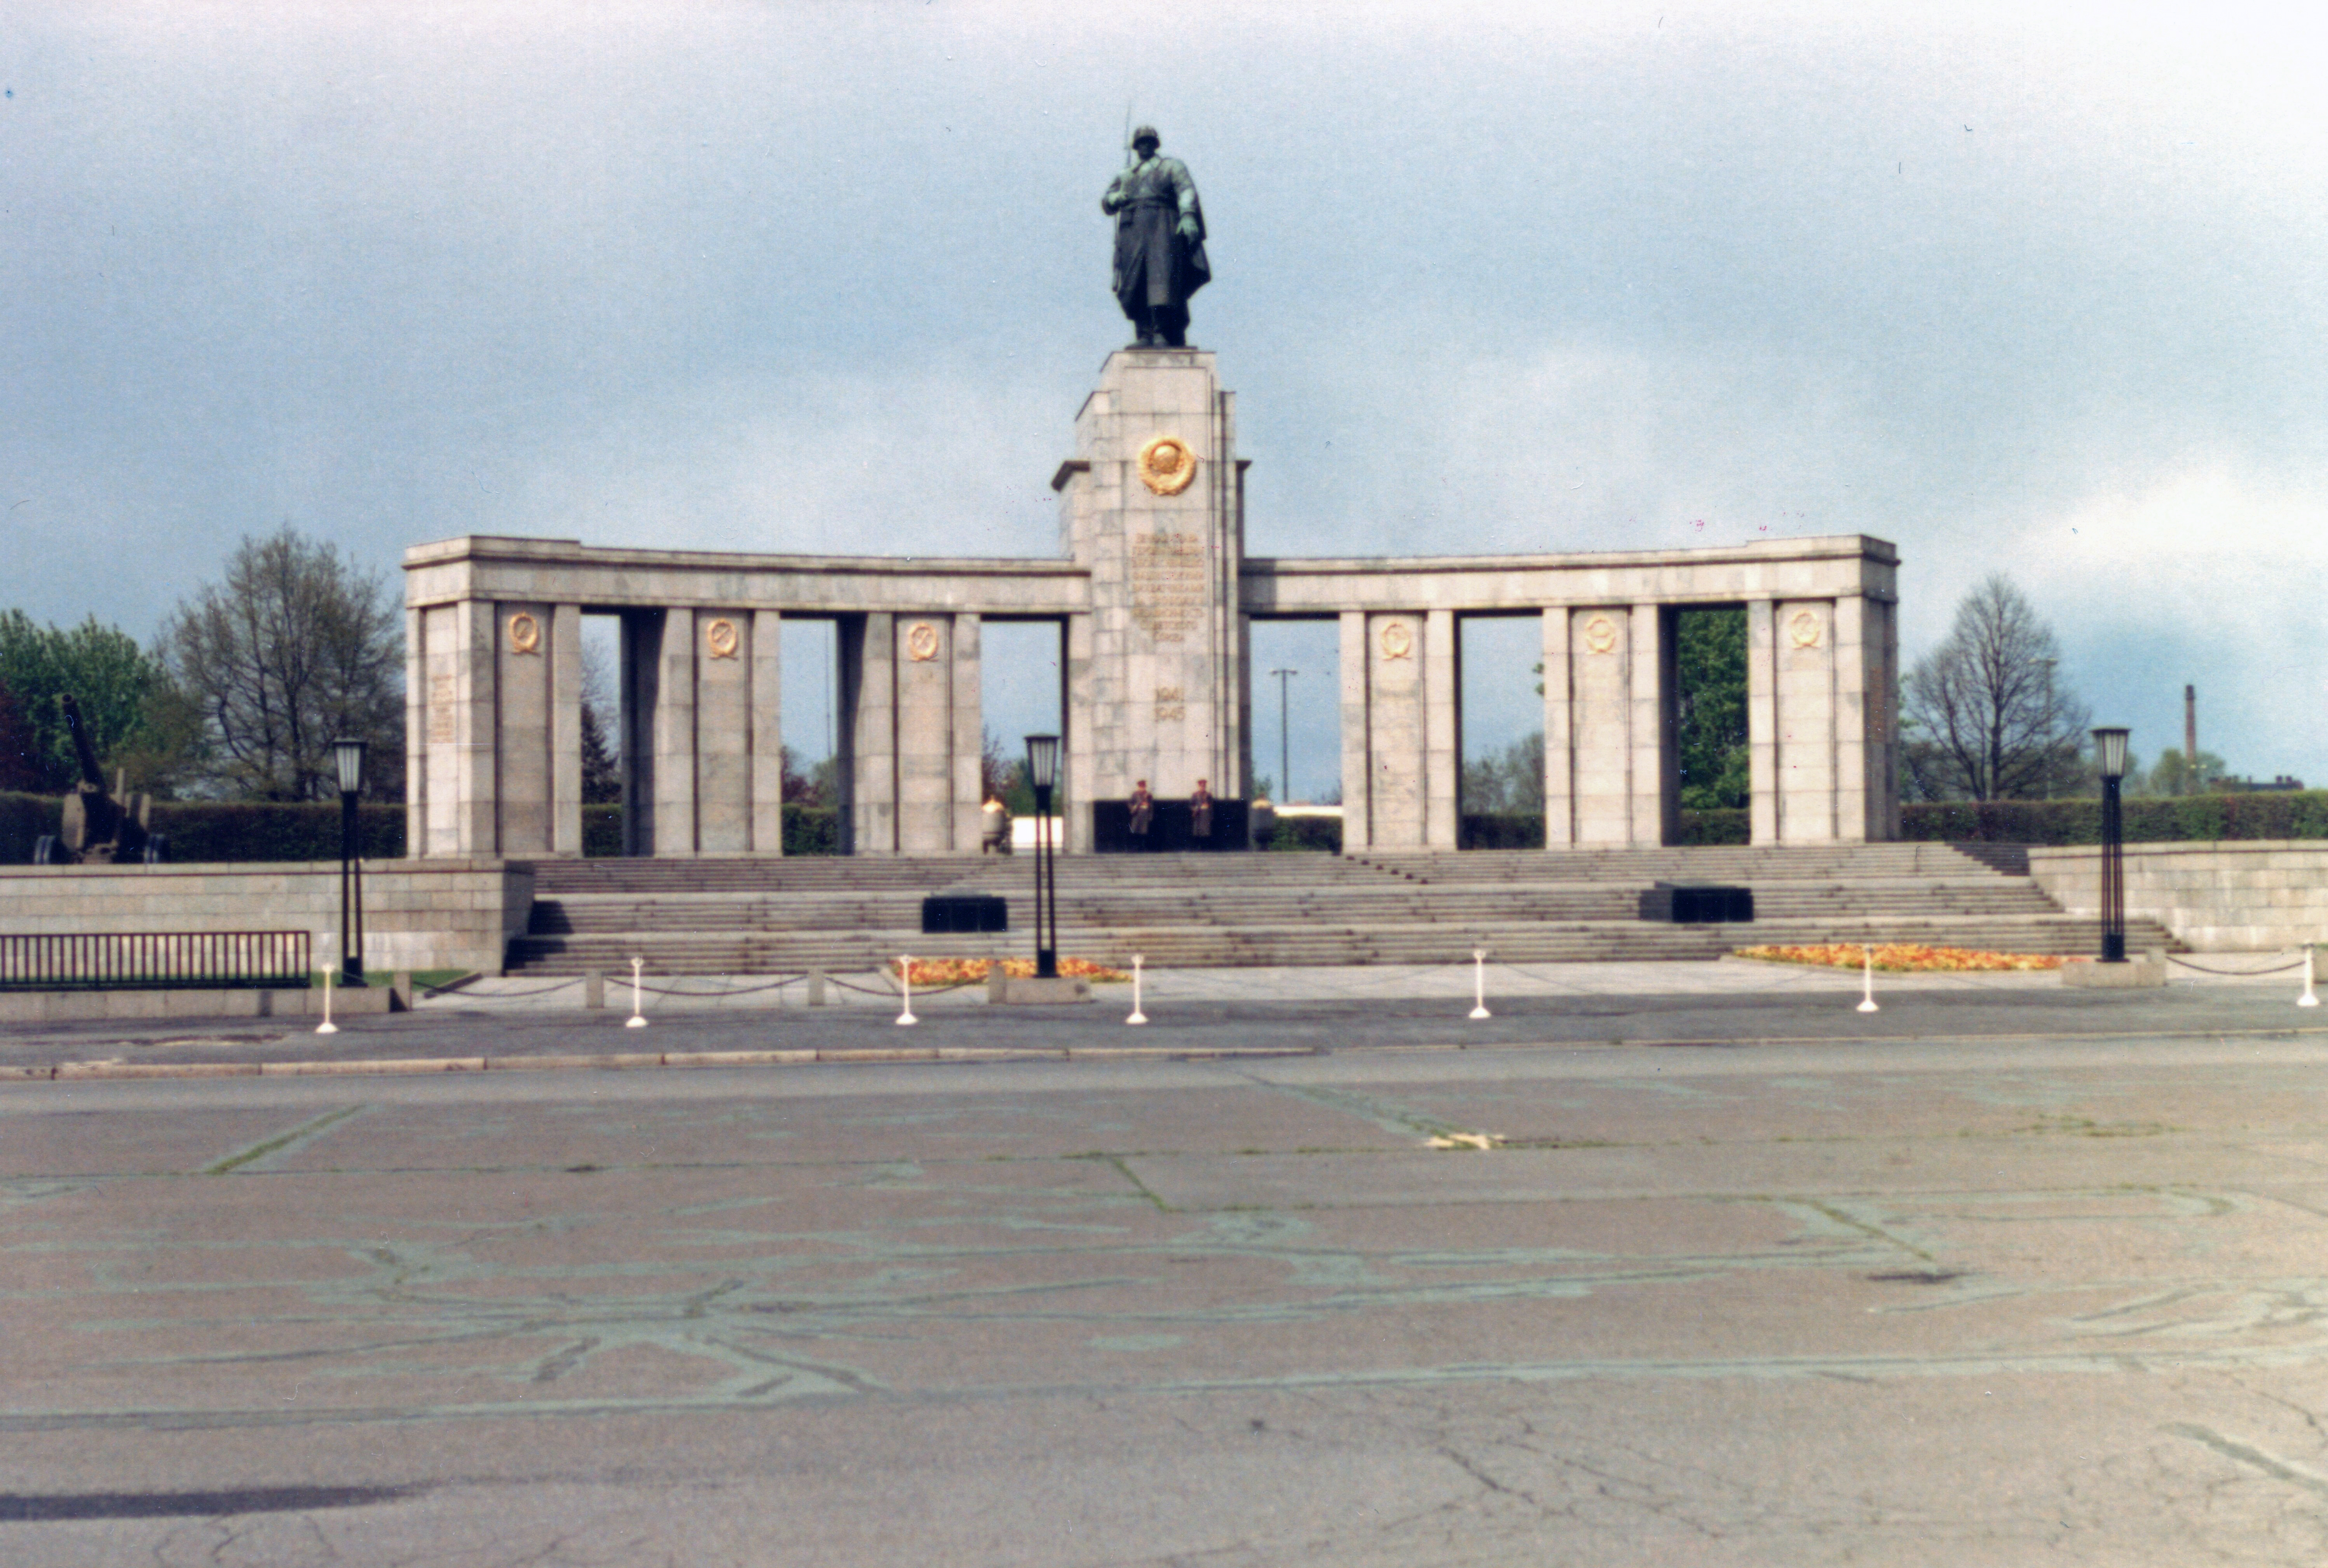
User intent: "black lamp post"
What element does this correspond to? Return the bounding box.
[333,738,367,985]
[2093,726,2129,964]
[1024,733,1061,980]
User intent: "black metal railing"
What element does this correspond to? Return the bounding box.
[0,931,314,991]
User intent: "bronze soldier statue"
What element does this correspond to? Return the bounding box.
[1102,126,1209,347]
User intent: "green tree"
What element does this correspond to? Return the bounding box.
[160,528,404,801]
[1461,732,1545,814]
[2133,747,2226,798]
[1676,607,1748,810]
[0,612,180,793]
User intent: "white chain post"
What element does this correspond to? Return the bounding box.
[626,956,648,1028]
[2302,946,2320,1008]
[315,933,338,1036]
[1470,949,1491,1020]
[1127,954,1147,1026]
[896,955,918,1026]
[1857,944,1880,1013]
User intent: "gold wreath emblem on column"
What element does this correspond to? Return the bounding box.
[506,612,541,655]
[1787,610,1823,649]
[1136,434,1198,496]
[905,621,941,662]
[704,618,740,660]
[1582,614,1618,655]
[1379,621,1414,660]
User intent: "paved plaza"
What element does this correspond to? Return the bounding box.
[10,967,2328,1564]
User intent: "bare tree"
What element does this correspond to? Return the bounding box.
[161,527,404,801]
[1901,574,2090,801]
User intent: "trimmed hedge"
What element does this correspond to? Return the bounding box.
[584,804,622,858]
[1676,808,1750,845]
[1260,816,1343,852]
[1461,813,1544,849]
[0,792,405,863]
[152,802,405,862]
[0,793,61,865]
[581,804,842,856]
[1899,791,2328,845]
[785,805,841,856]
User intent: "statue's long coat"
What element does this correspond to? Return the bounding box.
[1104,155,1209,313]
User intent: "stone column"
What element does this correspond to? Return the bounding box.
[951,614,984,853]
[653,608,699,856]
[1338,610,1371,850]
[1540,607,1575,846]
[895,615,955,853]
[1569,607,1631,844]
[550,604,582,857]
[839,613,897,856]
[418,600,499,856]
[1774,599,1838,842]
[1364,611,1428,847]
[1833,596,1874,845]
[1745,600,1778,845]
[1064,612,1095,853]
[1425,609,1460,849]
[494,600,554,855]
[751,609,784,855]
[404,607,427,856]
[693,610,752,855]
[1629,604,1678,847]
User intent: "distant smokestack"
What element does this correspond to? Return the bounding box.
[2185,685,2198,795]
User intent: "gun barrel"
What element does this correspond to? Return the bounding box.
[59,696,105,789]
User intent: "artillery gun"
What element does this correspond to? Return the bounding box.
[50,695,157,864]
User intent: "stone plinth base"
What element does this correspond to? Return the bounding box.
[2060,956,2167,988]
[0,984,399,1023]
[995,976,1092,1005]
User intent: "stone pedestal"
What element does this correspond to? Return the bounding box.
[1053,348,1246,852]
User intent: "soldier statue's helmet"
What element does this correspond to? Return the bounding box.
[1130,124,1161,149]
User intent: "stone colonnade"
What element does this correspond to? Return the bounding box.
[405,350,1899,858]
[403,540,1088,859]
[1249,542,1900,848]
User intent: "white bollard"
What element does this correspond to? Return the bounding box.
[1470,949,1492,1020]
[1857,944,1880,1013]
[896,955,918,1026]
[626,956,648,1028]
[2302,947,2320,1008]
[315,965,338,1035]
[1127,954,1147,1026]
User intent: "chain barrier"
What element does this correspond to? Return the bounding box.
[634,975,806,998]
[2167,952,2309,977]
[421,976,583,1001]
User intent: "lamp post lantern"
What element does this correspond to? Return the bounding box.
[1024,734,1061,980]
[333,738,368,986]
[2093,726,2130,964]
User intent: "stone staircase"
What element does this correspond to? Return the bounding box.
[504,844,2180,976]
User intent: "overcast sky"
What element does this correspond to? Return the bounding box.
[5,1,2325,794]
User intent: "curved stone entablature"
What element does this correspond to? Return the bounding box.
[405,350,1899,859]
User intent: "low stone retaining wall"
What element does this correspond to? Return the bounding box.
[0,859,533,975]
[2029,841,2328,952]
[0,984,396,1024]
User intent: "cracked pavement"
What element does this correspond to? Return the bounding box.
[11,1028,2328,1562]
